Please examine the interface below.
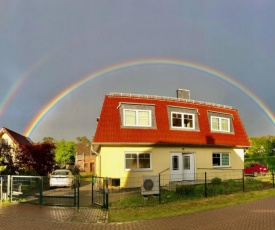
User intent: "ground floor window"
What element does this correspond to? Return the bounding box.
[125,152,151,171]
[212,152,230,167]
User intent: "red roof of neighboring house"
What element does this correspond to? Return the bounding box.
[0,127,33,145]
[93,93,251,147]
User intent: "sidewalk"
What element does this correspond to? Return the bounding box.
[1,197,275,229]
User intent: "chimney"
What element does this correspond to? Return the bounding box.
[176,89,190,100]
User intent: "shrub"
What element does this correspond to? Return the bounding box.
[176,184,195,197]
[207,185,226,197]
[194,184,205,198]
[225,179,242,193]
[211,177,222,185]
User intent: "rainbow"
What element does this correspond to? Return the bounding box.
[0,53,54,120]
[0,79,24,119]
[23,58,275,137]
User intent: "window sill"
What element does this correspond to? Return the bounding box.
[212,166,231,169]
[125,169,153,172]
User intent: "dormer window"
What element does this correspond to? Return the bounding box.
[211,116,230,132]
[207,111,233,133]
[171,112,195,129]
[124,109,152,127]
[168,106,199,131]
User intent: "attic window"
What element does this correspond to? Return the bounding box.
[171,112,194,129]
[211,116,230,132]
[123,109,152,127]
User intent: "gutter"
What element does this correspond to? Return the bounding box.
[90,144,99,156]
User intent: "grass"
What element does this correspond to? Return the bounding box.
[108,189,275,222]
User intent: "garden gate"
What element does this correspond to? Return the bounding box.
[10,175,79,207]
[91,176,108,209]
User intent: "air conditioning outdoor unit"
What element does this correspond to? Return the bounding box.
[141,175,160,196]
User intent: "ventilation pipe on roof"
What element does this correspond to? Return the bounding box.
[176,89,190,100]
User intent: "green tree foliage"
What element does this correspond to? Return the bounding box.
[76,136,90,144]
[54,139,76,167]
[43,137,56,143]
[245,136,275,158]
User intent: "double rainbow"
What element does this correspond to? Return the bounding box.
[23,58,275,137]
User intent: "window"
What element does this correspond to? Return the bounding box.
[211,116,230,132]
[183,155,191,170]
[171,112,194,129]
[125,152,151,170]
[212,153,230,167]
[0,138,8,146]
[172,155,179,170]
[124,109,151,127]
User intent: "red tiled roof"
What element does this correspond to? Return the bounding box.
[0,127,33,145]
[93,94,251,147]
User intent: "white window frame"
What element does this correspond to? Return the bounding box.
[211,116,230,132]
[171,112,195,129]
[123,109,152,127]
[212,152,230,168]
[124,152,152,171]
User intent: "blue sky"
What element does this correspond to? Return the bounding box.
[1,0,275,141]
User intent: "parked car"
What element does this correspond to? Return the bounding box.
[244,162,269,177]
[49,169,75,189]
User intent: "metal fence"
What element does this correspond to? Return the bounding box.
[2,170,274,209]
[105,170,275,209]
[1,175,80,207]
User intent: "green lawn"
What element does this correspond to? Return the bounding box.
[108,189,275,222]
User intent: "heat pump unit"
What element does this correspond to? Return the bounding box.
[141,175,159,195]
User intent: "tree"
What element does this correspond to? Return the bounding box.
[54,139,76,167]
[17,142,56,176]
[0,144,18,174]
[43,137,56,143]
[76,136,91,144]
[245,136,275,158]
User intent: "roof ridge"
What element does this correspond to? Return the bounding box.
[108,92,232,109]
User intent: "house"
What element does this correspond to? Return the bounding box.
[75,142,95,173]
[0,127,33,167]
[92,90,251,188]
[0,127,32,149]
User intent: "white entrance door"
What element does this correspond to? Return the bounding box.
[182,154,195,180]
[170,153,195,182]
[170,153,183,181]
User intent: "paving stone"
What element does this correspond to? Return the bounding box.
[1,197,275,229]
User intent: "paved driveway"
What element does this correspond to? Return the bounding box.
[1,197,275,230]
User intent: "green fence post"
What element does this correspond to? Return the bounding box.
[91,176,94,205]
[77,177,80,209]
[204,172,207,198]
[272,171,274,188]
[73,177,76,207]
[39,177,43,205]
[242,169,245,192]
[105,177,109,210]
[158,173,161,204]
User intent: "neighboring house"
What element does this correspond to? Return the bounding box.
[75,142,95,173]
[0,127,33,163]
[92,89,251,188]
